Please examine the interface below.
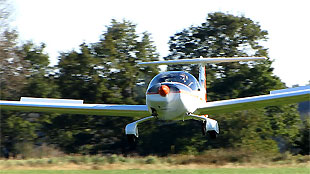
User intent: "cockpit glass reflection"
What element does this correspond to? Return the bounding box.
[149,71,200,90]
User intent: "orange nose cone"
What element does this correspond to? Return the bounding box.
[159,85,170,97]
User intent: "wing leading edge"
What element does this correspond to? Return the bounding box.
[0,97,149,117]
[195,86,310,115]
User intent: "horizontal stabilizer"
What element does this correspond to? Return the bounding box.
[139,57,266,66]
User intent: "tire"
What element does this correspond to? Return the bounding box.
[207,130,217,139]
[127,134,137,150]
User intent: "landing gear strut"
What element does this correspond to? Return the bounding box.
[187,113,219,139]
[125,116,154,149]
[201,121,206,135]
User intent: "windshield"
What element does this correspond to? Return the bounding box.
[149,71,200,90]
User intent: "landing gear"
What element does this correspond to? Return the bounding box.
[125,116,154,149]
[201,121,206,135]
[207,130,217,139]
[127,134,138,150]
[201,120,217,139]
[187,113,219,139]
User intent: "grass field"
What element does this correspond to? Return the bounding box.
[1,168,310,174]
[0,153,309,174]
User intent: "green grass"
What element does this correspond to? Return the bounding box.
[1,153,309,167]
[1,168,309,174]
[0,153,309,174]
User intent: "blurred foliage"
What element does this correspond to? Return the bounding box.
[0,6,308,158]
[295,118,310,155]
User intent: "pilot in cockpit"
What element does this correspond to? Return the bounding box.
[179,73,188,84]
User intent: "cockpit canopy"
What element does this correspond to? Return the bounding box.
[149,71,200,90]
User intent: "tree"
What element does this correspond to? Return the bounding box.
[0,0,31,158]
[295,118,310,155]
[0,0,28,100]
[1,40,61,158]
[92,19,159,104]
[0,1,59,156]
[57,43,109,103]
[21,41,59,98]
[50,20,160,154]
[166,12,283,99]
[162,12,301,154]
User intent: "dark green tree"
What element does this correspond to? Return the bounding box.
[49,20,160,154]
[158,12,301,154]
[92,19,159,104]
[295,118,310,155]
[57,43,110,103]
[21,41,59,98]
[50,43,119,153]
[166,12,282,100]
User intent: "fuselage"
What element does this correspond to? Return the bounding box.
[145,71,206,120]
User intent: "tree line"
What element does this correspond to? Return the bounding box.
[0,3,309,158]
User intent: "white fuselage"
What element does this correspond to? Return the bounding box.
[146,82,206,120]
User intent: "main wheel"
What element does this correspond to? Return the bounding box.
[207,130,217,139]
[127,134,137,150]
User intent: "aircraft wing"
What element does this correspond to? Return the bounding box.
[195,86,310,115]
[1,86,309,117]
[0,97,149,117]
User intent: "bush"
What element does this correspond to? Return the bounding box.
[175,148,256,165]
[107,154,118,164]
[145,156,158,164]
[91,155,106,165]
[13,143,63,159]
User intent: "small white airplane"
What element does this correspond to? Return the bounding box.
[1,57,309,148]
